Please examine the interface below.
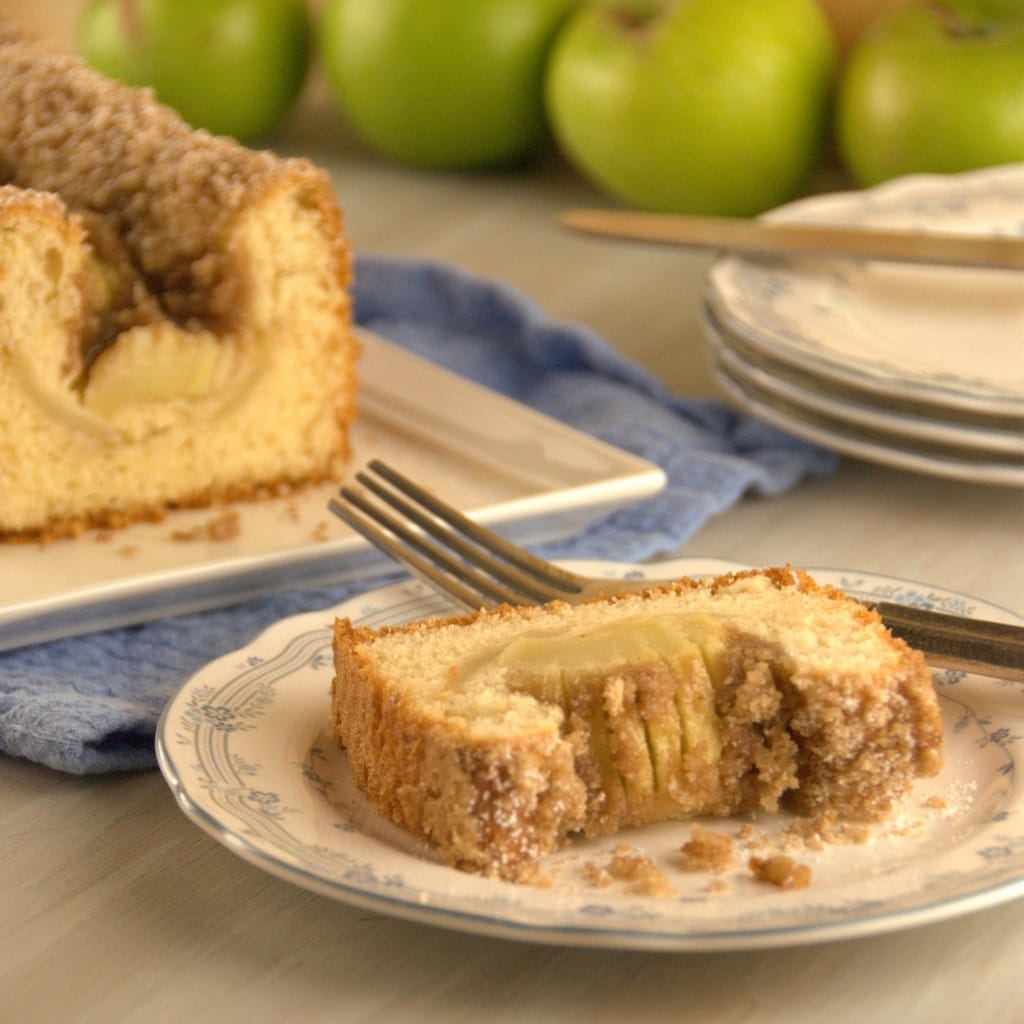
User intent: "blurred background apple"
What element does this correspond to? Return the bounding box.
[543,0,836,216]
[836,0,1024,186]
[76,0,311,141]
[8,0,1024,211]
[318,0,577,170]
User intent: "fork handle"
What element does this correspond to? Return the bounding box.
[868,601,1024,682]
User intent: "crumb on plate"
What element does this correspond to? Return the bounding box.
[680,823,735,873]
[607,849,678,898]
[170,510,241,542]
[748,854,811,890]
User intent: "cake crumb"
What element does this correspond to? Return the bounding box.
[311,520,330,542]
[520,864,556,889]
[117,544,140,558]
[607,850,678,898]
[779,814,831,852]
[748,854,811,890]
[781,809,874,850]
[580,861,614,888]
[171,510,241,542]
[924,794,948,811]
[679,823,735,873]
[885,817,927,839]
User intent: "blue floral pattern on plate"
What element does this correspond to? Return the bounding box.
[706,164,1024,416]
[156,558,1024,951]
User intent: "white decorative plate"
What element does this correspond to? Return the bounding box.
[703,309,1024,487]
[156,557,1024,952]
[704,304,1024,455]
[0,330,664,652]
[705,163,1024,417]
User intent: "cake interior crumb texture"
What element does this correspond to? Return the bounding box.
[0,25,357,538]
[331,567,944,882]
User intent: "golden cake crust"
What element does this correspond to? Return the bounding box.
[0,26,357,539]
[333,612,589,879]
[331,567,944,881]
[0,26,348,332]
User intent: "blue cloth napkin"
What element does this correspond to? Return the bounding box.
[0,254,835,775]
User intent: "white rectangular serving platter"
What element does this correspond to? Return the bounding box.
[0,330,665,652]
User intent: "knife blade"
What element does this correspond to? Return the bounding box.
[559,207,1024,271]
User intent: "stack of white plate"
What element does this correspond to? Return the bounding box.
[701,164,1024,486]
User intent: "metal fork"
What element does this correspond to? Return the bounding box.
[328,460,1024,682]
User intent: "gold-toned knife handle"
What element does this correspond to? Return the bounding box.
[559,208,1024,271]
[869,600,1024,682]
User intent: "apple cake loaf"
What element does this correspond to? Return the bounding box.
[0,28,357,538]
[331,567,943,881]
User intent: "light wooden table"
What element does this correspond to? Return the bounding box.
[4,34,1024,1024]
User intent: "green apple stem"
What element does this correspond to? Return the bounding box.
[115,0,142,47]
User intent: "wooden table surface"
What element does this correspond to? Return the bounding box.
[3,14,1023,1023]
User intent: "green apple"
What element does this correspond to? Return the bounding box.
[77,0,311,141]
[836,0,1024,187]
[543,0,836,216]
[317,0,578,169]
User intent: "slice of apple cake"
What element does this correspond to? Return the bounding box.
[0,28,356,538]
[331,567,943,882]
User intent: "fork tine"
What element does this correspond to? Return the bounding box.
[365,459,585,596]
[328,490,510,610]
[351,470,565,605]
